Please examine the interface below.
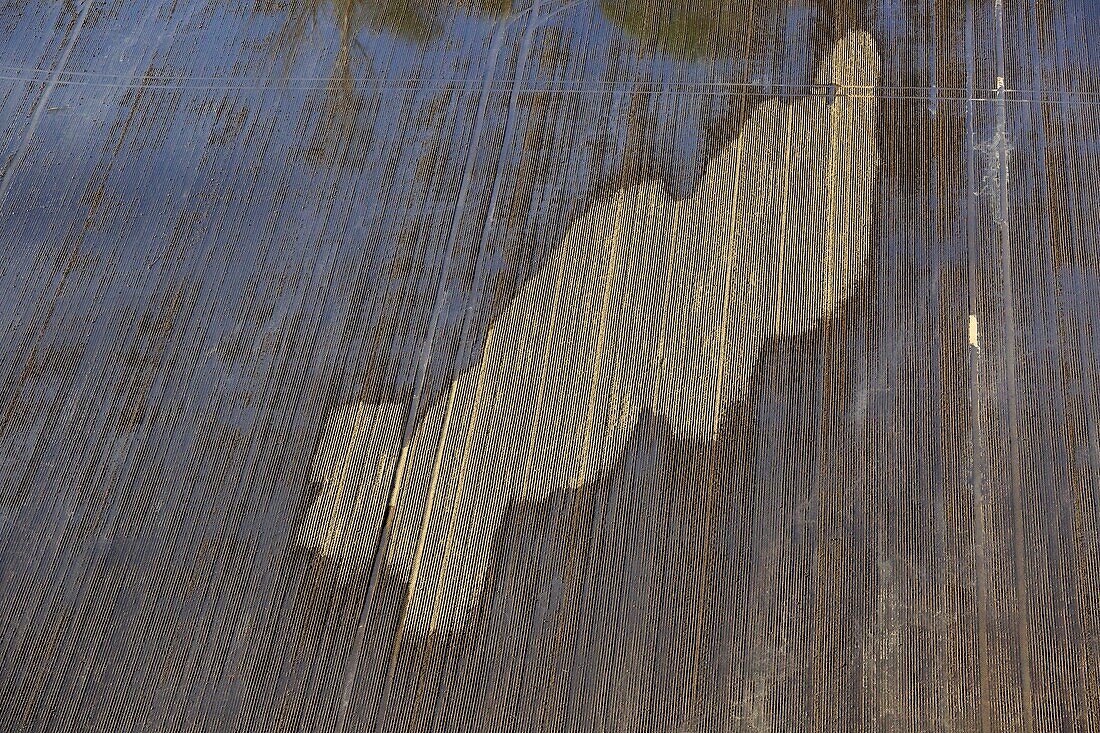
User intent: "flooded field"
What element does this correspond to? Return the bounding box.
[1,1,1099,731]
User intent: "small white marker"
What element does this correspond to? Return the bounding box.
[969,315,980,350]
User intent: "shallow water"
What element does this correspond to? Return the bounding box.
[1,1,1099,731]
